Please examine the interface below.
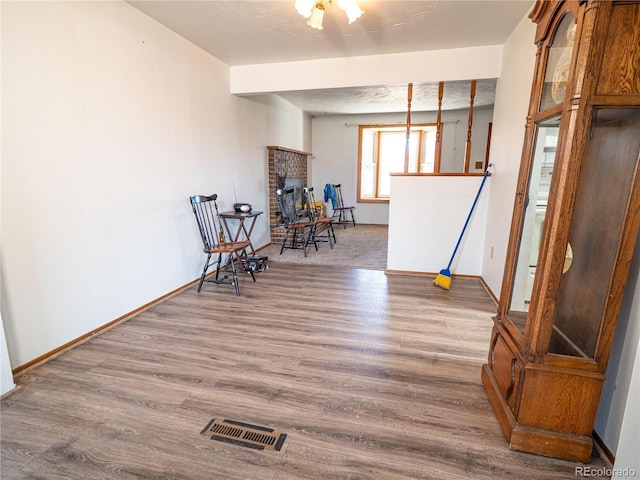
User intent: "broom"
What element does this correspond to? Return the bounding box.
[434,164,492,290]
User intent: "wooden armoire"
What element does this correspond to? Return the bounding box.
[481,0,640,463]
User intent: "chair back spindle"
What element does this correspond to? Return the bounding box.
[275,188,317,257]
[190,194,222,252]
[276,188,300,227]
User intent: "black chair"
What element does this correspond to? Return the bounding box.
[190,194,256,295]
[331,184,356,228]
[304,186,336,249]
[275,188,317,257]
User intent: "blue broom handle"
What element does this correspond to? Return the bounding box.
[446,165,492,270]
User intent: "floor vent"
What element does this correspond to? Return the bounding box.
[201,418,287,451]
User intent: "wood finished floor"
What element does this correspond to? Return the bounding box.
[1,263,610,479]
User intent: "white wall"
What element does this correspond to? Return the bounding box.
[0,314,14,395]
[612,333,640,478]
[595,239,640,458]
[0,1,14,395]
[481,14,537,299]
[388,175,489,275]
[0,1,306,369]
[310,107,493,225]
[231,46,503,94]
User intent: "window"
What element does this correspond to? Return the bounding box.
[358,124,438,201]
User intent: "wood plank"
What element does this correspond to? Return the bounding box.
[1,264,609,478]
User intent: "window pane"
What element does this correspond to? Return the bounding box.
[407,132,420,173]
[358,124,438,201]
[421,129,437,173]
[361,130,376,197]
[379,132,407,196]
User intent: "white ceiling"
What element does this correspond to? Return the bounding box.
[128,0,533,114]
[275,80,497,115]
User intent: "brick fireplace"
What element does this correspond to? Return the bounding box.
[267,146,313,245]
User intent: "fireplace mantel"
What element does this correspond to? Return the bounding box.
[267,146,313,157]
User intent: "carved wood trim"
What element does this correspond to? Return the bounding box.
[464,80,476,173]
[435,81,444,173]
[404,83,413,171]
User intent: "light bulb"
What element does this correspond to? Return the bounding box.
[337,0,364,23]
[307,2,325,30]
[344,2,364,23]
[294,0,315,18]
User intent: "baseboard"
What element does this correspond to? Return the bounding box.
[479,276,499,306]
[384,270,483,282]
[384,269,435,276]
[12,277,200,377]
[592,430,615,467]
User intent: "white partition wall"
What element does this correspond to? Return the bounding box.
[388,175,490,275]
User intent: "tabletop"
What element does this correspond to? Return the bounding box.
[219,210,264,219]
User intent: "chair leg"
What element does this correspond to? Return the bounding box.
[310,225,319,252]
[228,258,240,296]
[293,229,299,250]
[242,249,257,283]
[280,230,289,255]
[197,253,212,292]
[349,208,356,227]
[333,211,342,228]
[215,253,223,280]
[323,225,332,249]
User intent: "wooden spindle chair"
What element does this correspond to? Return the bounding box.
[190,194,256,295]
[304,186,336,249]
[331,184,356,228]
[275,188,317,257]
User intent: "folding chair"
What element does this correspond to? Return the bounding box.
[190,194,256,295]
[275,188,317,257]
[304,186,336,248]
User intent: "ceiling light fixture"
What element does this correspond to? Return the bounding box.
[295,0,364,30]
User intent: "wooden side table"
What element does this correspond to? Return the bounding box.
[219,210,264,255]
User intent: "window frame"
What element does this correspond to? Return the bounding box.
[357,123,438,203]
